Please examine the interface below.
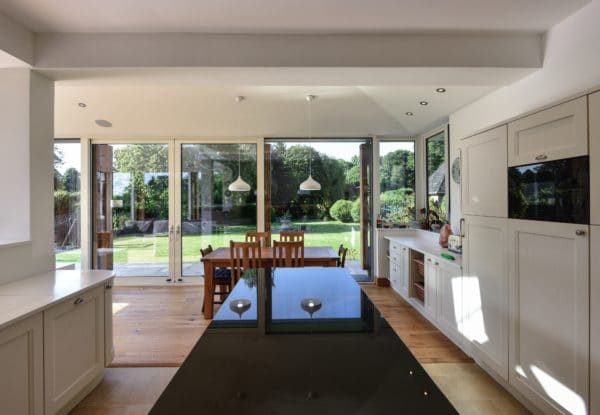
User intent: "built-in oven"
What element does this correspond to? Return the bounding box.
[508,156,589,224]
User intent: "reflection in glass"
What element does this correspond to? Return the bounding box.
[180,144,257,276]
[426,132,447,226]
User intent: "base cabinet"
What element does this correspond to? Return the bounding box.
[508,219,589,415]
[424,255,438,319]
[436,261,463,347]
[0,313,44,415]
[389,242,409,298]
[44,285,105,415]
[463,215,509,380]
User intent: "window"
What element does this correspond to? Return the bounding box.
[425,131,447,225]
[378,141,416,224]
[54,140,81,269]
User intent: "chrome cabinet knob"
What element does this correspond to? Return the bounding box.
[74,297,84,305]
[535,154,548,161]
[575,229,586,236]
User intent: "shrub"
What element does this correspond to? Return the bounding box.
[351,198,361,222]
[330,199,354,223]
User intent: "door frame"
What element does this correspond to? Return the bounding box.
[82,137,264,282]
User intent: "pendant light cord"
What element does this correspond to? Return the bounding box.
[309,97,312,176]
[238,142,241,177]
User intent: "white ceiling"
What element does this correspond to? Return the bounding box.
[55,85,496,138]
[0,0,590,34]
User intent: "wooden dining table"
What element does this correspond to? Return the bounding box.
[201,246,339,319]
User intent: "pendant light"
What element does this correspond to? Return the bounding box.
[228,96,251,192]
[299,95,321,191]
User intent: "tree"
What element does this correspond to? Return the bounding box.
[62,167,80,192]
[380,149,415,193]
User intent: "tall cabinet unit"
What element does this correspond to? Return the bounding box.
[463,215,509,380]
[508,220,589,415]
[460,124,509,380]
[590,91,600,415]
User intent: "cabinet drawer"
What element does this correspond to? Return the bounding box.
[508,96,588,166]
[389,262,401,293]
[44,285,105,415]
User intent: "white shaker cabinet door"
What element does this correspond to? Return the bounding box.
[590,91,600,225]
[398,245,410,298]
[424,255,438,320]
[463,215,509,380]
[507,96,588,166]
[44,285,105,415]
[508,219,589,415]
[461,124,508,218]
[436,261,463,347]
[590,225,600,415]
[0,313,44,415]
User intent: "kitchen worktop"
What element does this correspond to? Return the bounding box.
[384,229,462,268]
[0,269,114,330]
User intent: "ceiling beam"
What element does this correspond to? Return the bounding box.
[35,32,543,69]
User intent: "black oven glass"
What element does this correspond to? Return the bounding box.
[508,156,589,224]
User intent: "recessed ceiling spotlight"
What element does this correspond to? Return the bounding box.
[78,102,87,108]
[419,101,429,106]
[436,88,446,93]
[405,112,414,116]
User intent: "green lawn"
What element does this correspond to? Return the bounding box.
[55,220,362,265]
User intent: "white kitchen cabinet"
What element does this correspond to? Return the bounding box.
[508,219,589,415]
[591,225,600,415]
[424,255,438,319]
[461,124,508,217]
[436,261,463,347]
[0,313,44,415]
[507,96,588,166]
[44,285,105,415]
[389,243,409,298]
[463,215,509,380]
[590,91,600,226]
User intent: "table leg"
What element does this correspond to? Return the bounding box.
[203,261,215,319]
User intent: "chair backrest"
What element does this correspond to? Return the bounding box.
[279,231,304,242]
[230,241,262,282]
[245,231,272,247]
[338,246,349,268]
[273,240,305,268]
[200,244,213,258]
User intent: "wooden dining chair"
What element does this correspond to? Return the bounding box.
[200,245,232,312]
[230,241,262,286]
[279,231,305,242]
[337,244,349,268]
[245,231,272,247]
[273,240,305,268]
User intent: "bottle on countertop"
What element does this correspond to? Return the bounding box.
[439,222,453,248]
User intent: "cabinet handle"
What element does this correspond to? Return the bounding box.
[575,229,586,236]
[105,284,112,289]
[427,258,432,262]
[74,297,84,305]
[435,262,439,266]
[535,154,548,161]
[459,218,465,238]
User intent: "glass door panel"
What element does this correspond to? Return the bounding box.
[264,140,372,282]
[179,143,257,277]
[92,143,171,277]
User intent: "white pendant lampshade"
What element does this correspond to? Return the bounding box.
[299,174,321,191]
[229,174,251,192]
[299,94,321,192]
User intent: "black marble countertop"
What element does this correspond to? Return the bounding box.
[150,267,458,414]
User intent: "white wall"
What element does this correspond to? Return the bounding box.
[448,0,600,231]
[0,70,55,284]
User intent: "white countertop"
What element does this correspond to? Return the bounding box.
[0,269,114,330]
[385,231,462,268]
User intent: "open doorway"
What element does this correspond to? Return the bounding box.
[264,139,372,282]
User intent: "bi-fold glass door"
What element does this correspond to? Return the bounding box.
[91,139,260,281]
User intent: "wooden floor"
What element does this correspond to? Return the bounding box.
[111,285,210,367]
[71,284,529,414]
